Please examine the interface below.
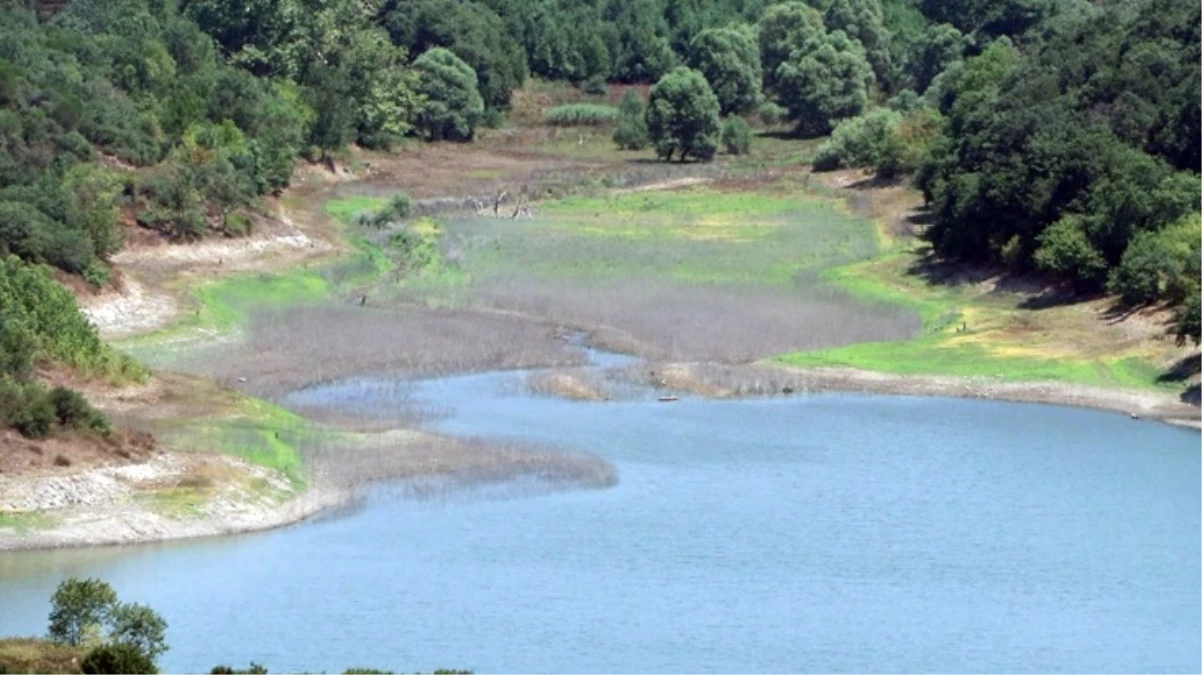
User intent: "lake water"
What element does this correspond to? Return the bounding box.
[1,363,1198,674]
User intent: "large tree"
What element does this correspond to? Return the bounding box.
[381,0,527,110]
[775,30,873,135]
[645,66,721,161]
[687,26,762,115]
[758,1,824,91]
[411,47,484,142]
[823,0,893,89]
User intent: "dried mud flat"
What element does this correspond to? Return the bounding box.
[7,153,1197,554]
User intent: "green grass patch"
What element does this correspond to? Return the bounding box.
[137,486,209,519]
[0,510,55,534]
[777,246,1174,391]
[461,187,881,287]
[154,394,313,487]
[324,195,390,224]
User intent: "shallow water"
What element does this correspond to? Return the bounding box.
[1,363,1198,674]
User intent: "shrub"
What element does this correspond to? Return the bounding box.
[210,664,267,674]
[369,194,412,228]
[1109,232,1170,306]
[0,313,36,378]
[720,117,753,155]
[813,108,902,171]
[14,391,56,439]
[581,75,608,96]
[49,387,94,429]
[757,101,786,126]
[542,104,619,126]
[80,644,156,675]
[1033,215,1108,289]
[613,91,649,150]
[222,213,253,238]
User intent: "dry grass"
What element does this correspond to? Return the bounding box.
[170,304,586,395]
[0,638,84,674]
[303,430,617,494]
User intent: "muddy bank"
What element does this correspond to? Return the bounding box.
[0,428,618,552]
[622,361,1199,428]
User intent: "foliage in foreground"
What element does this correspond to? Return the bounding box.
[1,579,473,675]
[46,576,167,658]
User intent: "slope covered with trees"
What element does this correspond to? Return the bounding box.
[0,0,1197,437]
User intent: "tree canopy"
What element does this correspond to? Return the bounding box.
[645,66,721,162]
[687,26,762,115]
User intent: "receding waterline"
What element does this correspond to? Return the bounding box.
[0,365,1197,674]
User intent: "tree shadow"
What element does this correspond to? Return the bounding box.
[1181,384,1201,406]
[1018,287,1104,310]
[1157,353,1200,384]
[845,174,910,190]
[756,129,806,141]
[905,248,1000,288]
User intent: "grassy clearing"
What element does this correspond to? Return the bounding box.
[154,393,313,486]
[461,186,881,287]
[778,246,1184,390]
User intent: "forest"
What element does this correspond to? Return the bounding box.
[0,0,1199,438]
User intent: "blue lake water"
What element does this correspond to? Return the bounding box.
[0,366,1198,673]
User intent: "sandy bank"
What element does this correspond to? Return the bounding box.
[0,453,350,552]
[636,361,1200,429]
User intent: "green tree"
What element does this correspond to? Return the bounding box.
[304,65,356,161]
[645,66,721,162]
[108,603,169,661]
[411,48,485,142]
[1174,290,1201,346]
[1033,215,1108,290]
[824,0,893,89]
[613,90,650,150]
[48,578,118,647]
[720,116,753,155]
[813,108,902,170]
[907,23,965,93]
[776,30,873,135]
[381,0,528,110]
[687,27,762,115]
[758,2,824,92]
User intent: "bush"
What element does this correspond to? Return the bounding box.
[613,91,649,150]
[581,75,608,96]
[542,104,619,126]
[757,101,786,126]
[222,213,253,238]
[80,644,156,675]
[1109,232,1170,305]
[813,108,902,171]
[368,194,412,228]
[210,664,267,674]
[1033,215,1108,289]
[0,313,36,378]
[720,117,753,155]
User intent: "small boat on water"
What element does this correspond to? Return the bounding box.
[658,395,679,402]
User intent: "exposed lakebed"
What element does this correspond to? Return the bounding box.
[1,352,1198,673]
